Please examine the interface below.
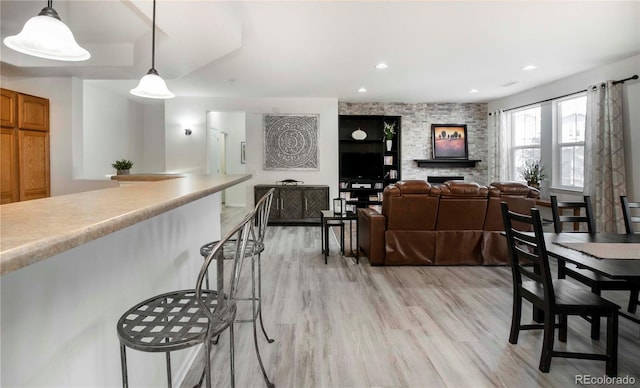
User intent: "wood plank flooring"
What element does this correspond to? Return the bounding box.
[182,206,640,387]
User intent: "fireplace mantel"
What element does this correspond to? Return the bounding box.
[414,159,481,168]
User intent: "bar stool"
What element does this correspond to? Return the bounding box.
[200,188,275,388]
[116,208,256,388]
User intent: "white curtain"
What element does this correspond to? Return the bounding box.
[584,81,627,233]
[488,110,511,184]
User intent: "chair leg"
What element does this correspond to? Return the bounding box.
[340,224,345,255]
[606,312,618,377]
[628,289,639,313]
[120,344,129,388]
[229,324,235,388]
[557,261,566,279]
[251,255,275,388]
[558,314,567,343]
[591,288,601,340]
[257,253,274,343]
[539,312,555,373]
[166,352,172,388]
[509,291,522,344]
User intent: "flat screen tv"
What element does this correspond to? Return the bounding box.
[340,152,383,179]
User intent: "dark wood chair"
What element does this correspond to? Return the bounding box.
[501,202,619,376]
[550,195,632,339]
[621,195,640,314]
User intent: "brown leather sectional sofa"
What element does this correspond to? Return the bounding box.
[358,180,539,265]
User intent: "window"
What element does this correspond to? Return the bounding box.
[555,94,586,189]
[510,106,541,181]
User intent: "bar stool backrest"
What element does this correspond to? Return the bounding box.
[196,208,256,337]
[255,188,275,246]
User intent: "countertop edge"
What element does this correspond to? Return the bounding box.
[0,174,252,275]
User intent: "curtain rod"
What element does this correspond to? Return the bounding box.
[489,74,638,115]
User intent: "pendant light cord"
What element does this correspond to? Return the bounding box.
[151,0,156,71]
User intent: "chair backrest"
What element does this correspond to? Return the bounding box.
[196,207,256,336]
[550,195,595,233]
[255,188,275,243]
[621,195,640,235]
[501,202,555,307]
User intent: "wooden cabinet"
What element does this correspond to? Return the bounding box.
[19,130,50,201]
[254,184,329,225]
[0,88,50,203]
[1,89,17,128]
[0,128,19,204]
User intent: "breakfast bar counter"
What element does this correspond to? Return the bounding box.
[0,173,251,387]
[0,173,251,275]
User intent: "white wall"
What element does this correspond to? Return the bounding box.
[143,103,166,173]
[208,111,247,207]
[488,54,640,202]
[165,97,339,204]
[0,193,221,387]
[1,76,118,195]
[83,83,145,178]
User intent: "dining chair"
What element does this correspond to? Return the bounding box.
[501,202,619,376]
[199,188,276,388]
[116,208,256,388]
[621,195,640,314]
[550,195,632,339]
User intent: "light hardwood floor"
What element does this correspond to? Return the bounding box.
[182,206,640,387]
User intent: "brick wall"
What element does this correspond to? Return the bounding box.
[339,102,489,185]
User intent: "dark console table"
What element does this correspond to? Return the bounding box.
[254,184,329,226]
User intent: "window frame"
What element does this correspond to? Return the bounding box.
[509,104,542,182]
[552,93,586,192]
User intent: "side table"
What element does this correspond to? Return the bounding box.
[320,210,359,265]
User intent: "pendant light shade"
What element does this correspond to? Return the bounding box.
[3,2,90,61]
[130,0,174,99]
[130,69,175,99]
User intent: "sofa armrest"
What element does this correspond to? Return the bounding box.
[358,208,386,265]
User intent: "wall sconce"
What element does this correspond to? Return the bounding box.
[184,128,192,136]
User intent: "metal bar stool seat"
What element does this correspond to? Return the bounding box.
[116,209,257,388]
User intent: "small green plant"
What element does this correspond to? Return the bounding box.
[383,122,396,140]
[112,159,134,170]
[520,159,546,185]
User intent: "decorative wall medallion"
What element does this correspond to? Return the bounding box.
[264,114,319,170]
[351,128,367,140]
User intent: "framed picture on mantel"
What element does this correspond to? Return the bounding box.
[431,124,468,159]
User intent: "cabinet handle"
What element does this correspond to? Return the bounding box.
[305,198,308,211]
[281,198,284,209]
[276,198,279,210]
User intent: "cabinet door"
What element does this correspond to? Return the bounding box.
[303,187,329,219]
[18,129,50,201]
[255,186,279,221]
[279,188,303,220]
[0,128,19,203]
[1,89,17,128]
[18,94,49,131]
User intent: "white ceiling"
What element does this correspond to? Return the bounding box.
[1,0,639,103]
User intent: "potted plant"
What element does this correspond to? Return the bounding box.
[520,159,546,189]
[383,122,396,151]
[112,159,134,175]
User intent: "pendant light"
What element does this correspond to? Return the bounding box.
[130,0,174,99]
[3,0,90,61]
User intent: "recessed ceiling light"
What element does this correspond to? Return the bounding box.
[469,89,479,94]
[522,65,537,71]
[375,63,389,70]
[358,87,367,93]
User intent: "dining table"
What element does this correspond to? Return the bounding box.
[543,232,640,281]
[540,232,640,323]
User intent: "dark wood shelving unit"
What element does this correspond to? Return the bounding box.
[339,115,401,211]
[414,159,481,168]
